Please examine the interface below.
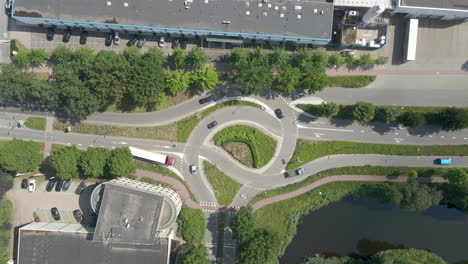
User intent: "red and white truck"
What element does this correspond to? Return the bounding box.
[128,146,175,166]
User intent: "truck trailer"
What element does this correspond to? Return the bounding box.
[128,146,175,166]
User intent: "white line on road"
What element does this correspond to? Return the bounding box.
[297,125,354,132]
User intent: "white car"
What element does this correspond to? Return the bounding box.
[158,36,165,47]
[28,179,36,192]
[189,165,197,174]
[113,32,120,45]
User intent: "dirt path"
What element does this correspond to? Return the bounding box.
[251,175,447,211]
[42,117,54,158]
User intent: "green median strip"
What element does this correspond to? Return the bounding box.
[25,117,46,131]
[203,161,242,206]
[327,75,376,88]
[287,139,468,170]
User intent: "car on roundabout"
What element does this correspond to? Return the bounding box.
[189,165,197,174]
[207,121,218,129]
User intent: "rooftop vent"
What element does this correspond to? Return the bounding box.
[123,2,128,6]
[295,5,302,11]
[297,14,302,19]
[282,6,286,11]
[263,11,267,16]
[106,1,111,6]
[274,5,278,10]
[222,20,231,24]
[258,3,262,7]
[246,10,250,15]
[245,2,249,7]
[267,3,271,8]
[280,13,284,17]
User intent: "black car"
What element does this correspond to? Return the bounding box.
[171,38,179,49]
[55,179,63,192]
[21,179,28,189]
[51,207,61,221]
[180,39,187,49]
[199,96,212,104]
[62,29,72,43]
[136,38,146,48]
[127,35,138,47]
[207,121,218,129]
[46,178,56,192]
[73,209,83,222]
[46,27,55,41]
[274,109,284,119]
[62,180,71,192]
[75,182,87,195]
[105,32,113,46]
[79,31,88,45]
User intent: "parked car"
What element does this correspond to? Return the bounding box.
[158,36,165,47]
[75,182,87,195]
[199,96,212,104]
[435,158,452,165]
[21,179,28,189]
[127,35,138,46]
[51,207,61,221]
[55,179,63,192]
[28,179,36,192]
[207,121,218,129]
[73,209,83,222]
[180,39,187,49]
[171,38,179,49]
[136,38,146,48]
[275,108,284,119]
[79,31,88,45]
[62,28,72,43]
[46,178,56,192]
[113,32,120,45]
[340,50,355,57]
[189,165,197,174]
[62,180,71,192]
[105,32,113,46]
[284,168,305,177]
[46,27,55,41]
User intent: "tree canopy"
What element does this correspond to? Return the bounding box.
[275,65,301,93]
[178,244,210,264]
[352,102,375,122]
[79,147,111,178]
[108,147,135,178]
[177,207,205,243]
[443,168,468,185]
[50,145,82,180]
[0,139,43,173]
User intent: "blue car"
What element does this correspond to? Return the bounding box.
[435,158,452,165]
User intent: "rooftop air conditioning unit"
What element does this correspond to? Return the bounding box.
[349,10,358,16]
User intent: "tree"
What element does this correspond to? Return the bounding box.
[408,170,418,178]
[352,102,375,122]
[375,106,398,123]
[228,47,249,71]
[399,182,443,211]
[165,69,191,96]
[178,207,205,243]
[178,244,210,264]
[238,228,279,264]
[144,47,167,67]
[0,200,12,226]
[233,61,272,95]
[11,50,31,67]
[186,47,209,70]
[318,102,340,118]
[28,48,50,66]
[443,168,468,185]
[301,68,329,94]
[328,53,344,68]
[0,139,43,173]
[358,54,374,67]
[107,147,135,178]
[397,111,426,128]
[79,147,111,178]
[50,145,82,180]
[190,66,219,92]
[374,56,389,65]
[344,54,357,65]
[292,48,327,72]
[269,48,289,69]
[169,48,187,70]
[438,108,468,131]
[230,207,255,243]
[50,45,74,65]
[274,65,301,93]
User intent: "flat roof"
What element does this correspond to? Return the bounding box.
[18,229,169,264]
[13,0,334,40]
[401,0,468,11]
[93,182,165,245]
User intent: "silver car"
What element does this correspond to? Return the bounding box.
[189,165,197,174]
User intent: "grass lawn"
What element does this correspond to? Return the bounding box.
[106,91,192,113]
[223,142,254,167]
[134,160,198,202]
[249,165,445,205]
[214,125,276,168]
[327,75,376,88]
[287,139,468,169]
[25,117,46,131]
[203,161,242,205]
[54,101,260,143]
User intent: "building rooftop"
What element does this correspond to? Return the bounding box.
[401,0,468,10]
[13,0,334,41]
[18,227,169,264]
[334,0,393,9]
[93,181,166,245]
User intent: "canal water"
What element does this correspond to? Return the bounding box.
[280,198,468,264]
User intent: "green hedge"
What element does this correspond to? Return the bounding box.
[214,125,276,168]
[327,75,376,88]
[177,207,205,243]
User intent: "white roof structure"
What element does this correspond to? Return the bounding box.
[334,0,393,9]
[405,18,418,61]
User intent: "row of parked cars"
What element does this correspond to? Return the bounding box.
[50,207,83,222]
[46,27,188,49]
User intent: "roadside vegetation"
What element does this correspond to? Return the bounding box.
[287,139,468,169]
[24,117,46,130]
[327,75,376,88]
[53,101,259,143]
[298,102,468,131]
[214,125,277,168]
[203,161,242,205]
[177,207,210,264]
[0,139,43,174]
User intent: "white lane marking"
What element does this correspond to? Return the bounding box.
[314,133,324,138]
[441,136,445,138]
[452,137,456,139]
[429,135,433,137]
[297,125,354,132]
[394,138,403,143]
[464,137,467,140]
[361,130,365,133]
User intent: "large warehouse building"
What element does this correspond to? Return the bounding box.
[392,0,468,21]
[11,0,334,45]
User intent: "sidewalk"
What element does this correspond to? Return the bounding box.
[326,68,468,76]
[42,117,54,157]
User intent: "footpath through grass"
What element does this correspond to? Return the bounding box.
[287,139,468,169]
[214,125,277,168]
[54,101,260,143]
[203,161,242,205]
[327,75,376,88]
[25,117,46,131]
